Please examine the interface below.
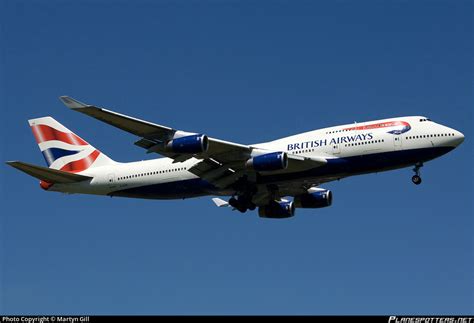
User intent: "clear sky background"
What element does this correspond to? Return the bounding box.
[1,0,472,315]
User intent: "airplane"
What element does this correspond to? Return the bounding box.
[6,96,465,218]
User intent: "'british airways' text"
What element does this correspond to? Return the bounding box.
[287,133,374,151]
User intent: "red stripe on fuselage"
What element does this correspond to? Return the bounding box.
[31,124,88,146]
[344,121,410,131]
[60,149,100,173]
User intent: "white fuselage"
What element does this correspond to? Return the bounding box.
[48,116,464,199]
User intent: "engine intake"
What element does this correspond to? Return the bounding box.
[166,134,208,154]
[294,189,332,208]
[258,200,295,219]
[246,152,288,172]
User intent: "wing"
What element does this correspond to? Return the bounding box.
[60,96,327,190]
[60,96,250,161]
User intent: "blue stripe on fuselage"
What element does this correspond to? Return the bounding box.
[110,146,455,199]
[111,178,216,200]
[259,146,455,184]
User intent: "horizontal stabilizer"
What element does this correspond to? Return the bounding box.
[6,161,92,183]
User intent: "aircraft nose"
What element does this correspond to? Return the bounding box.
[452,129,465,147]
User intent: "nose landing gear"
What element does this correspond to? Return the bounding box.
[412,163,423,185]
[412,175,422,185]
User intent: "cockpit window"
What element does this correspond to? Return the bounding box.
[419,118,432,122]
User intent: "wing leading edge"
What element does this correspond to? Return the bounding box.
[60,96,326,191]
[60,96,250,162]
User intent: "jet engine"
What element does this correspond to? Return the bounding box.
[246,152,288,172]
[294,189,332,208]
[258,200,295,219]
[166,134,209,154]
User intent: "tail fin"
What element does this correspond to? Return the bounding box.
[29,116,115,173]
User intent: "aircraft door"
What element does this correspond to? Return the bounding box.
[107,173,116,188]
[393,136,402,150]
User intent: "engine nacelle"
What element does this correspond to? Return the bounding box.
[258,200,295,219]
[246,152,288,172]
[166,134,208,154]
[294,189,332,208]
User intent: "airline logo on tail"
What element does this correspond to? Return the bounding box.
[29,117,101,173]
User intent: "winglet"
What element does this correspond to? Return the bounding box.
[212,198,229,208]
[59,96,89,109]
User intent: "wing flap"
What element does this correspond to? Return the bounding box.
[212,198,230,208]
[6,161,92,183]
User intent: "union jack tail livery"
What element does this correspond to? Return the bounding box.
[28,116,115,173]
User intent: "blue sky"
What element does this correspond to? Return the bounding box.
[1,0,472,315]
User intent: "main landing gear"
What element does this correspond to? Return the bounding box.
[229,196,256,213]
[412,163,423,185]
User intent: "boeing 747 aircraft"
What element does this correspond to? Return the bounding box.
[7,97,465,218]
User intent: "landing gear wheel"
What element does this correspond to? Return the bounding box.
[229,197,248,213]
[236,205,247,213]
[412,162,423,185]
[412,175,422,185]
[229,197,238,207]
